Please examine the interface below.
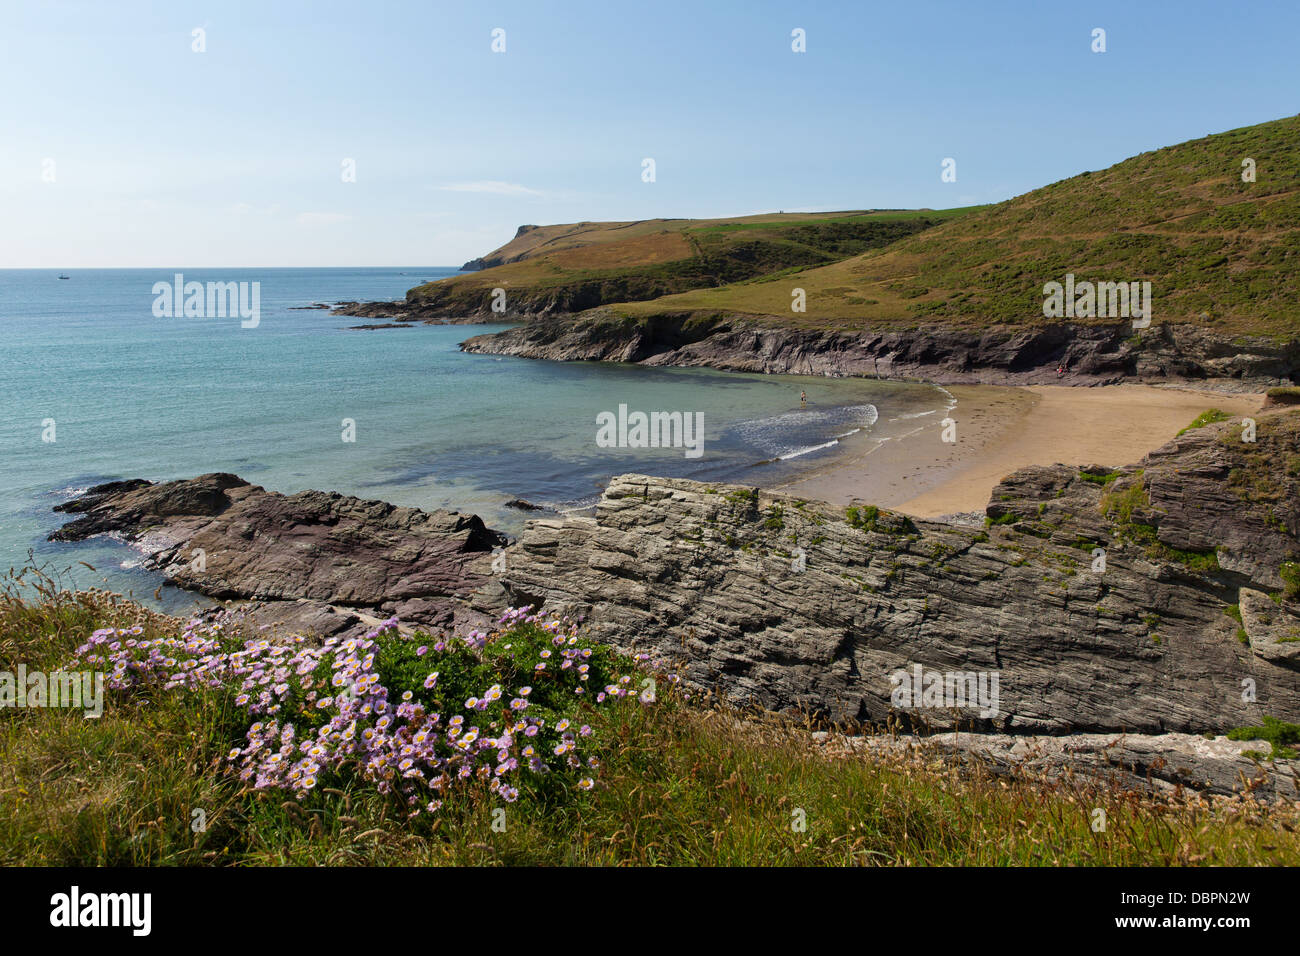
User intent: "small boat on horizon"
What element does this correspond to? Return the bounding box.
[58,274,70,279]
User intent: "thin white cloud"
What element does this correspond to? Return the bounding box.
[436,180,545,198]
[296,211,352,226]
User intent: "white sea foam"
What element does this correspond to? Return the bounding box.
[734,403,878,460]
[777,439,841,461]
[50,485,91,499]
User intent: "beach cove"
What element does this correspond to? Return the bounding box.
[773,383,1265,518]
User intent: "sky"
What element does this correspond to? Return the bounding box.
[1,0,1297,268]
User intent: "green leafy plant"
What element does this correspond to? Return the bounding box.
[1177,408,1231,435]
[1228,716,1300,760]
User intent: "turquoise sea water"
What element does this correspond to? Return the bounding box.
[0,267,947,611]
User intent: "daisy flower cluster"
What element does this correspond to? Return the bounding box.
[72,606,651,816]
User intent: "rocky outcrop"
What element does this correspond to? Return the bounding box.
[51,473,507,634]
[461,229,535,272]
[461,311,1299,387]
[1239,589,1300,669]
[475,412,1300,734]
[818,730,1299,799]
[330,301,485,325]
[505,498,547,511]
[1265,387,1300,408]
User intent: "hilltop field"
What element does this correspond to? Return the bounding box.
[364,208,977,320]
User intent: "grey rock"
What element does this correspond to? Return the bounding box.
[480,412,1300,734]
[51,473,506,632]
[824,731,1300,798]
[1240,589,1300,668]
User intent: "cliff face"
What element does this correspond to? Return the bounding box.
[461,224,541,271]
[476,412,1300,734]
[460,311,1299,387]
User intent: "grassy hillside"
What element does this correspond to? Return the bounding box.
[3,571,1298,866]
[618,115,1300,336]
[406,209,977,315]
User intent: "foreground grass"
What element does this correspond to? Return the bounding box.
[2,574,1298,866]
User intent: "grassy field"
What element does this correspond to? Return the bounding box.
[615,115,1300,335]
[2,569,1298,866]
[404,208,977,314]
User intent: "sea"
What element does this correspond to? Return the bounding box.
[0,267,950,612]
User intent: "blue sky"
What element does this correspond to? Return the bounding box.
[2,0,1296,267]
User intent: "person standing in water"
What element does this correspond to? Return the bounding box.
[800,390,807,408]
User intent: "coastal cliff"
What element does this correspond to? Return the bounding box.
[460,311,1298,387]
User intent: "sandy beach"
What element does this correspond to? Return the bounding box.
[773,384,1265,518]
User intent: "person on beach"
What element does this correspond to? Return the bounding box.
[800,390,807,408]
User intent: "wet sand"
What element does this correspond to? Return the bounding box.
[771,384,1265,518]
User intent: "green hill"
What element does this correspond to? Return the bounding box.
[618,115,1300,336]
[402,208,976,316]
